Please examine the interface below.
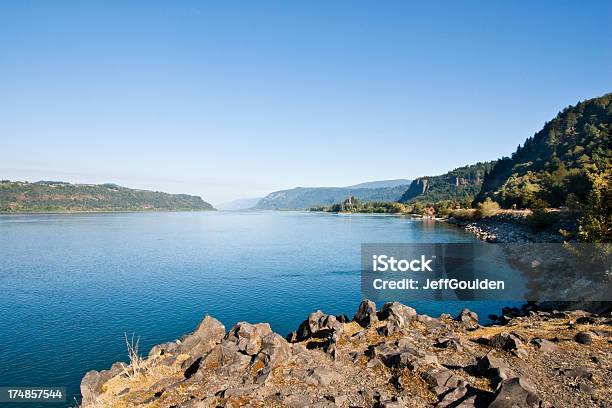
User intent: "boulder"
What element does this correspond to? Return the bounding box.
[531,338,557,353]
[250,333,292,383]
[574,331,593,345]
[456,308,479,330]
[421,367,459,389]
[80,362,123,406]
[305,367,341,387]
[224,322,272,355]
[475,352,516,386]
[294,311,343,342]
[378,302,417,325]
[489,377,541,408]
[178,315,226,356]
[353,300,378,327]
[489,332,525,353]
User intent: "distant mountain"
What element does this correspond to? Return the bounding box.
[253,183,411,210]
[345,179,412,189]
[216,197,262,211]
[399,162,496,204]
[475,93,611,208]
[0,180,215,212]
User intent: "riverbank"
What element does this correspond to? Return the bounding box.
[81,301,611,407]
[446,212,565,243]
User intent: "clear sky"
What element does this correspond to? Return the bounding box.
[1,1,611,205]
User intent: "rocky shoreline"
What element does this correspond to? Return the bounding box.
[446,213,564,243]
[81,301,611,408]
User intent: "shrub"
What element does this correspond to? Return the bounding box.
[475,198,500,218]
[450,209,475,220]
[527,208,560,232]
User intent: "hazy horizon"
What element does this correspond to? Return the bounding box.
[2,2,611,204]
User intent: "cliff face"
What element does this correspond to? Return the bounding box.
[81,302,611,408]
[399,162,495,204]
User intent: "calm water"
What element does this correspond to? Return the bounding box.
[0,211,523,405]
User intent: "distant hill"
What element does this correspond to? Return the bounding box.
[0,180,215,212]
[253,183,410,210]
[475,93,611,208]
[344,179,411,189]
[399,162,496,204]
[216,197,262,211]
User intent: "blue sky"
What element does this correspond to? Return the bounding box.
[1,1,611,204]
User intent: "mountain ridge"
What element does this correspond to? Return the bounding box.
[0,180,215,212]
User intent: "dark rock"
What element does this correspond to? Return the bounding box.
[183,357,202,379]
[456,308,479,330]
[378,301,417,325]
[436,336,463,351]
[575,316,596,325]
[295,310,343,342]
[475,352,516,385]
[421,367,459,389]
[353,299,378,327]
[436,383,469,407]
[336,314,349,323]
[574,331,593,345]
[489,332,524,351]
[489,377,541,408]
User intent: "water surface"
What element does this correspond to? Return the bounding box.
[0,211,522,404]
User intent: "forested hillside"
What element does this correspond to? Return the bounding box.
[399,162,496,205]
[475,94,611,208]
[253,184,410,210]
[0,181,215,212]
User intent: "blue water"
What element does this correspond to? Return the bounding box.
[0,211,523,405]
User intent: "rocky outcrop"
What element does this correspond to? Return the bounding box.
[80,302,611,407]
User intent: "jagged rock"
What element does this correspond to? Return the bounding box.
[436,382,469,407]
[178,315,226,356]
[250,333,291,383]
[574,331,593,345]
[378,301,417,324]
[456,308,479,330]
[421,367,459,389]
[196,342,249,375]
[475,352,516,385]
[80,362,124,406]
[293,310,344,343]
[353,299,378,327]
[489,332,526,357]
[531,338,557,353]
[148,341,179,358]
[489,377,541,408]
[224,322,272,355]
[336,314,349,323]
